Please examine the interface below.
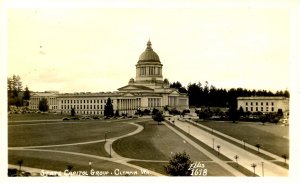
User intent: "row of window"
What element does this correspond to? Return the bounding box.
[61,99,111,104]
[140,67,161,76]
[245,102,274,106]
[61,105,103,110]
[245,107,274,112]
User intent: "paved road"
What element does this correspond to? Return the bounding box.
[170,116,288,176]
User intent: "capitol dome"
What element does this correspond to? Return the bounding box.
[138,40,160,63]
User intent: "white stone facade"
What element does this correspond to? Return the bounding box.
[237,96,289,114]
[29,41,189,115]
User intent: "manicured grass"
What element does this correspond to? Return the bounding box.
[9,121,137,147]
[8,113,69,121]
[195,120,289,157]
[188,121,275,160]
[113,121,211,161]
[38,142,110,157]
[9,149,142,176]
[166,121,231,161]
[128,161,168,175]
[227,162,258,176]
[272,161,289,169]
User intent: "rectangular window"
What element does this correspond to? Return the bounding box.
[101,105,103,109]
[256,102,258,105]
[84,105,86,109]
[62,100,64,104]
[272,102,274,106]
[68,100,69,103]
[250,107,253,111]
[90,100,92,103]
[87,105,89,109]
[84,100,85,103]
[256,107,258,111]
[87,100,89,103]
[261,107,263,111]
[261,102,263,105]
[97,100,99,103]
[266,102,268,106]
[94,100,96,103]
[266,107,269,111]
[71,100,72,104]
[246,102,248,106]
[90,105,92,109]
[246,107,248,111]
[251,102,253,106]
[101,100,102,103]
[271,107,274,112]
[97,105,99,109]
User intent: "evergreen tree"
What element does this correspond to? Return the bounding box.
[71,108,75,116]
[38,98,49,112]
[104,98,114,117]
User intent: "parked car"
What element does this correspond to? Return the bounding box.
[62,117,70,121]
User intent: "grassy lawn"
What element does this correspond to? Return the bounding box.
[195,121,289,157]
[166,121,231,161]
[128,161,233,176]
[272,161,289,169]
[9,150,142,176]
[227,162,258,176]
[9,121,137,147]
[38,142,110,157]
[8,113,69,121]
[113,121,211,161]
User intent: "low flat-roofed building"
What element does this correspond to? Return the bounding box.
[237,96,289,115]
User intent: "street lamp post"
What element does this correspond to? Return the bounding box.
[261,162,264,177]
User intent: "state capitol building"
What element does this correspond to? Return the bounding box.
[29,40,189,115]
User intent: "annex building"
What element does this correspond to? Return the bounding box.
[237,96,289,115]
[29,41,189,115]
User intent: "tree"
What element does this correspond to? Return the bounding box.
[164,151,192,176]
[115,110,120,117]
[104,98,114,117]
[217,145,221,155]
[281,154,288,166]
[255,144,261,153]
[234,155,239,167]
[152,108,159,115]
[23,86,30,106]
[251,163,257,176]
[38,98,49,112]
[71,108,75,116]
[17,160,23,175]
[152,111,164,125]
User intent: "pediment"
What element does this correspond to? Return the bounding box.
[118,85,154,91]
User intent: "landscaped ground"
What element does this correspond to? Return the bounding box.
[8,116,235,176]
[9,150,141,176]
[8,113,69,121]
[113,121,211,161]
[196,121,289,156]
[9,120,137,147]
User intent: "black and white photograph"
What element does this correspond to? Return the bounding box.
[1,0,300,183]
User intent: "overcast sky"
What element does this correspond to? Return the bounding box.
[7,0,294,93]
